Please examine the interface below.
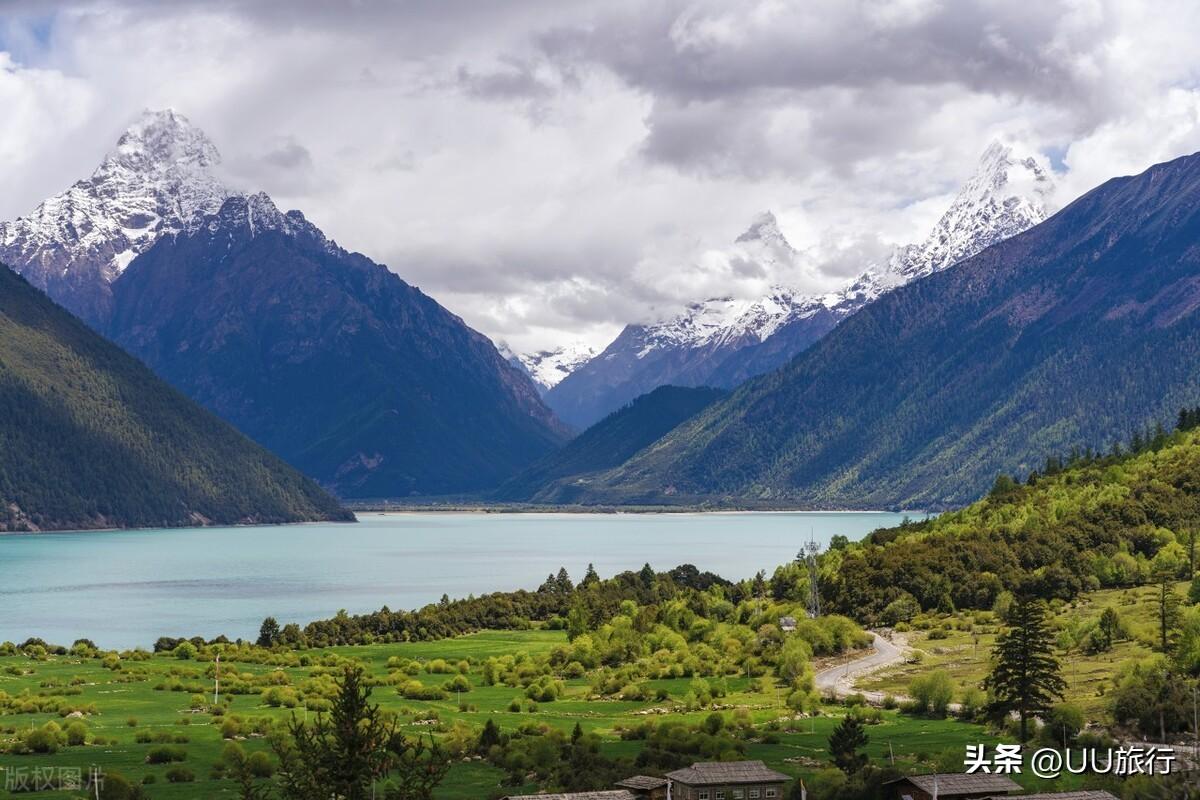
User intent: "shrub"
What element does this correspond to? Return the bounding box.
[23,725,61,754]
[145,745,187,764]
[221,718,241,739]
[165,765,195,783]
[246,750,275,778]
[443,674,471,693]
[908,670,954,717]
[65,721,88,746]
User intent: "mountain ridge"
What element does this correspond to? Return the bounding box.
[543,141,1055,428]
[580,149,1200,509]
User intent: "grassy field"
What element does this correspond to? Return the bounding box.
[859,584,1182,721]
[0,629,1055,800]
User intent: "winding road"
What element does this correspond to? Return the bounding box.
[814,632,907,701]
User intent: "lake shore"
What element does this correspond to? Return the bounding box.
[0,510,914,649]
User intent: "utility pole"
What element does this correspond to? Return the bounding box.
[213,653,220,706]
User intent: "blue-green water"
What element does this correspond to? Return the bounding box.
[0,511,916,649]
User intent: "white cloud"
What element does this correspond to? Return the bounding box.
[2,1,1200,352]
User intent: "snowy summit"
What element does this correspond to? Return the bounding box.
[0,109,233,320]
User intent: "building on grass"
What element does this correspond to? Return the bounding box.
[779,616,798,632]
[615,775,670,799]
[665,760,791,800]
[500,791,637,800]
[886,773,1021,800]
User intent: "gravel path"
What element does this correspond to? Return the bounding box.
[814,631,907,702]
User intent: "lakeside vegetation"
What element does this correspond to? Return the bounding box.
[0,556,1185,800]
[823,415,1200,621]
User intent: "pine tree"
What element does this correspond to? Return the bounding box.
[1157,576,1182,653]
[477,719,501,754]
[581,563,600,587]
[828,715,869,774]
[555,568,574,594]
[984,596,1066,741]
[257,617,281,648]
[274,666,393,800]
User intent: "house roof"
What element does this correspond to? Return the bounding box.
[665,760,791,786]
[888,773,1022,796]
[988,793,1117,800]
[501,792,637,800]
[616,776,669,790]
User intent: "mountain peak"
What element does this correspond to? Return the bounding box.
[891,139,1054,282]
[734,210,799,255]
[107,109,221,174]
[0,109,235,320]
[506,341,599,393]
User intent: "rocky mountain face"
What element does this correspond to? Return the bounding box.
[3,111,568,498]
[543,142,1055,429]
[0,266,349,531]
[0,110,230,324]
[584,150,1200,509]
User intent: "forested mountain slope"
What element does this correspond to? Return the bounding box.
[0,267,350,531]
[826,419,1200,621]
[493,385,725,503]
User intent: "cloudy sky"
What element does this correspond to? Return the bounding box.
[4,0,1200,352]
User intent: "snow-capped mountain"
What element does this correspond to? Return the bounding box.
[2,110,570,497]
[0,110,232,323]
[544,141,1055,429]
[503,342,598,394]
[623,213,840,357]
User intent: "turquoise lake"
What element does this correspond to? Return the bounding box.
[0,511,918,649]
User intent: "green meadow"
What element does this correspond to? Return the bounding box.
[0,630,1045,799]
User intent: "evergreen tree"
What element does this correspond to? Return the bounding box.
[581,563,600,587]
[1157,576,1182,653]
[639,563,656,588]
[273,666,393,800]
[984,596,1066,741]
[828,715,869,774]
[555,568,574,594]
[477,720,501,754]
[257,617,281,648]
[1096,607,1122,651]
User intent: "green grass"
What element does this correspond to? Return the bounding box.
[859,584,1180,720]
[0,631,1054,799]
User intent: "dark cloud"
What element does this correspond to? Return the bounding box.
[456,58,556,101]
[260,136,312,170]
[538,1,1112,104]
